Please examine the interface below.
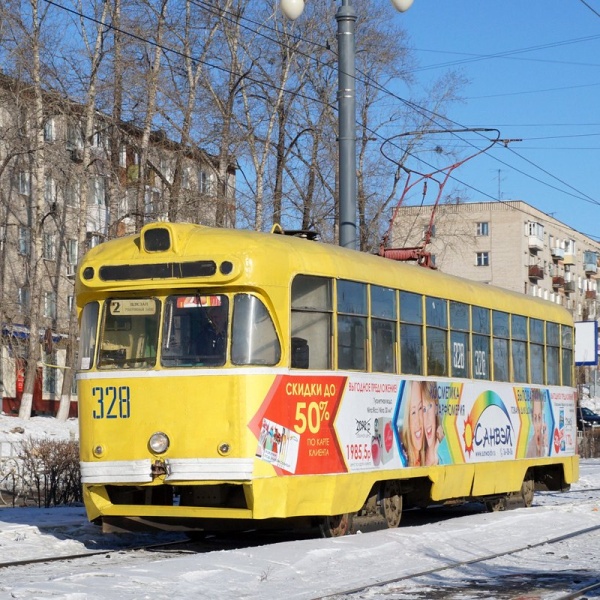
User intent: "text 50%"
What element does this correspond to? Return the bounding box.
[294,401,330,434]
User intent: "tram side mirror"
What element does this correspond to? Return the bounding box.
[291,337,309,369]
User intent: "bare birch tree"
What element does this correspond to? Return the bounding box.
[56,0,111,421]
[13,0,47,419]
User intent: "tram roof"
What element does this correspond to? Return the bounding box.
[76,222,572,324]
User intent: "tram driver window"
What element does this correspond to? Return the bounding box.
[98,298,159,369]
[231,294,280,365]
[78,301,99,370]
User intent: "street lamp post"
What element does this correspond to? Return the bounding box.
[280,0,414,249]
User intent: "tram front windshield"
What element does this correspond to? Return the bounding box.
[80,293,281,370]
[162,295,228,367]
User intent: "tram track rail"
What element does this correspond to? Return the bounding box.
[0,538,196,570]
[315,523,600,600]
[0,527,314,572]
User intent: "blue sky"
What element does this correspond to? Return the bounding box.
[387,0,600,241]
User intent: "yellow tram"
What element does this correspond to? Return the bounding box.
[75,222,578,535]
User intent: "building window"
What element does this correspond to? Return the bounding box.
[45,176,55,204]
[565,239,576,255]
[65,181,80,207]
[527,221,544,238]
[144,189,160,217]
[476,252,489,267]
[43,233,56,260]
[18,227,30,256]
[91,127,104,148]
[68,295,74,312]
[44,357,57,394]
[18,287,30,312]
[86,232,101,249]
[67,122,83,150]
[17,171,30,195]
[88,176,105,205]
[43,118,55,142]
[182,167,191,190]
[198,169,209,194]
[44,291,57,319]
[476,222,489,236]
[67,238,78,265]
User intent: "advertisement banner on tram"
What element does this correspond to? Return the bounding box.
[250,374,577,476]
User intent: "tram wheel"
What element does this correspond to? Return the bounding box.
[381,480,403,528]
[319,513,354,537]
[485,496,507,512]
[520,476,535,507]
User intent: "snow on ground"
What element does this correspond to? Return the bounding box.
[0,414,78,458]
[1,414,600,599]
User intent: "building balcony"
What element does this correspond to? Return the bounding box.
[564,281,576,293]
[586,290,597,300]
[528,265,544,280]
[550,247,565,260]
[528,235,544,252]
[585,263,598,275]
[552,276,565,289]
[563,253,575,266]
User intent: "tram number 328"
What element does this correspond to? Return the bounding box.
[92,385,131,419]
[453,342,465,370]
[454,341,486,377]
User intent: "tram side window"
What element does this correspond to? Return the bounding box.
[562,325,573,386]
[337,280,367,371]
[492,310,509,382]
[426,296,448,376]
[400,291,423,375]
[472,306,490,380]
[511,315,528,383]
[291,275,332,369]
[232,295,281,365]
[161,295,228,367]
[98,298,159,369]
[371,285,397,373]
[547,322,560,385]
[530,318,545,384]
[78,301,99,370]
[450,301,469,378]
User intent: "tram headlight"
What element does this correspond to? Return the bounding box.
[148,432,170,454]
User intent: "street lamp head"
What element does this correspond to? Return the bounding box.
[280,0,305,20]
[390,0,414,12]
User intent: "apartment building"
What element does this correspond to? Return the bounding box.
[0,75,236,415]
[389,200,600,323]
